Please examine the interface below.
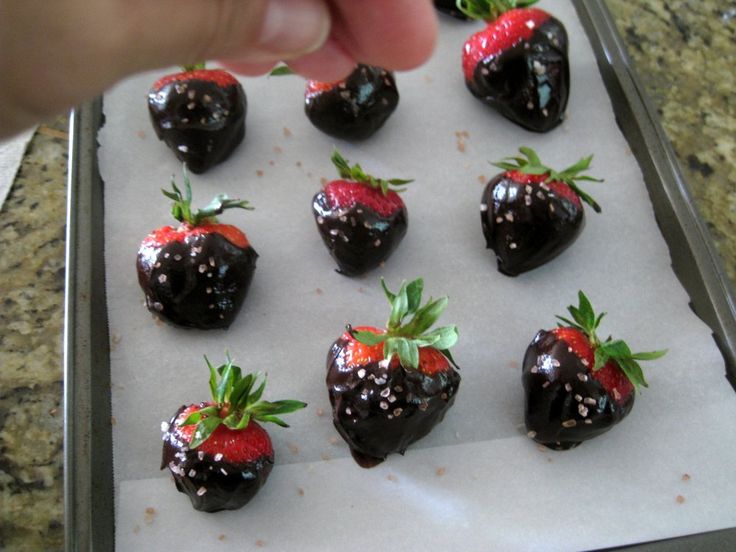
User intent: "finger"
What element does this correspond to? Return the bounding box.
[283,38,356,82]
[327,0,438,72]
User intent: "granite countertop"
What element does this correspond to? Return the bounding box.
[0,1,733,549]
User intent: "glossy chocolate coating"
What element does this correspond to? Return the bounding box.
[312,192,408,276]
[522,330,635,450]
[480,173,584,276]
[434,0,472,19]
[467,18,569,132]
[148,79,246,173]
[137,232,258,329]
[161,404,273,512]
[326,335,460,467]
[305,65,399,141]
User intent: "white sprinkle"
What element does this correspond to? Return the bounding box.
[153,302,163,311]
[574,394,582,402]
[536,191,545,200]
[565,383,573,392]
[214,453,223,462]
[188,469,197,477]
[154,262,161,268]
[345,407,352,415]
[177,144,189,153]
[542,108,549,117]
[613,388,622,401]
[220,468,228,475]
[357,368,366,379]
[526,20,536,29]
[208,304,215,309]
[525,195,532,206]
[584,397,597,405]
[375,377,387,385]
[578,404,589,417]
[533,60,546,75]
[339,215,347,222]
[198,264,207,273]
[373,239,381,247]
[530,366,539,374]
[581,359,590,367]
[542,381,551,388]
[203,94,212,103]
[198,451,205,461]
[340,90,351,100]
[206,287,213,294]
[394,386,403,392]
[316,216,324,224]
[509,242,517,250]
[173,254,182,261]
[562,419,577,428]
[208,273,214,278]
[160,421,169,432]
[187,90,196,100]
[527,101,534,110]
[540,183,550,191]
[549,204,556,213]
[379,401,389,410]
[481,203,489,213]
[393,408,403,416]
[157,274,167,284]
[527,431,537,438]
[329,229,339,236]
[505,212,514,222]
[525,185,533,194]
[585,419,593,425]
[196,487,207,496]
[209,257,216,267]
[577,373,589,382]
[388,395,396,403]
[380,388,391,398]
[496,216,503,224]
[187,102,196,110]
[481,67,490,76]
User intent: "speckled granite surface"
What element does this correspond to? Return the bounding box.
[0,2,734,549]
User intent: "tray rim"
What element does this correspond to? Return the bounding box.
[63,1,736,549]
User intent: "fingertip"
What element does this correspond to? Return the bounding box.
[286,39,356,83]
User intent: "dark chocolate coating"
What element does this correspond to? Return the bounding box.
[305,65,399,141]
[312,192,408,276]
[161,404,273,512]
[467,18,569,132]
[434,0,472,19]
[148,79,246,173]
[522,330,635,450]
[480,173,584,276]
[326,335,460,467]
[137,232,257,329]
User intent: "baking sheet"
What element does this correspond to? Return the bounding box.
[97,1,736,549]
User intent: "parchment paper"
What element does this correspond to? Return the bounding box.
[99,2,736,550]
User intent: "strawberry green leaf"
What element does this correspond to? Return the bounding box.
[617,358,649,389]
[456,0,539,20]
[180,406,220,427]
[630,350,668,361]
[331,149,413,196]
[268,65,294,76]
[405,278,424,314]
[189,416,223,449]
[388,281,409,329]
[247,377,267,407]
[425,325,459,351]
[352,329,387,346]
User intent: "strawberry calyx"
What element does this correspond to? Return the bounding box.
[163,165,253,227]
[351,278,459,370]
[331,149,413,197]
[493,146,603,213]
[180,354,306,449]
[555,291,666,389]
[456,0,539,21]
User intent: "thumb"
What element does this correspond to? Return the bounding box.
[117,0,331,73]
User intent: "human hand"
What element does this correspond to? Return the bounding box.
[0,0,438,138]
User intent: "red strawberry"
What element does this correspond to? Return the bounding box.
[162,354,306,512]
[313,150,410,275]
[137,169,258,329]
[522,291,666,450]
[480,146,602,276]
[459,0,569,132]
[305,64,399,140]
[148,64,246,173]
[326,278,460,467]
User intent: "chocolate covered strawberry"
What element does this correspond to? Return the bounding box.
[137,169,258,329]
[459,0,569,132]
[148,64,246,173]
[305,64,399,140]
[523,291,666,450]
[313,150,411,276]
[162,354,306,512]
[480,147,601,276]
[327,277,460,467]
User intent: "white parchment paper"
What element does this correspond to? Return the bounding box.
[99,2,736,550]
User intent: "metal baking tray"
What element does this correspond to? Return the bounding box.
[63,1,736,549]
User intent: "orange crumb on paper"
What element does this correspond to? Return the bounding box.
[478,174,487,184]
[133,525,140,534]
[136,130,146,139]
[111,416,117,426]
[676,495,686,504]
[297,487,305,496]
[255,539,266,547]
[509,360,520,369]
[273,146,283,154]
[682,473,691,481]
[143,507,155,524]
[287,443,300,455]
[387,474,398,483]
[436,467,446,477]
[283,127,293,137]
[320,452,331,461]
[315,408,325,417]
[329,436,339,445]
[256,170,264,177]
[218,534,226,541]
[315,288,324,295]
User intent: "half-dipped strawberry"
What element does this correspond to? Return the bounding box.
[480,147,602,276]
[162,354,306,512]
[313,150,411,276]
[137,169,258,329]
[327,278,460,467]
[305,64,399,140]
[523,291,666,450]
[148,64,246,173]
[459,0,569,132]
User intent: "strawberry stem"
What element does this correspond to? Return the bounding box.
[493,146,603,213]
[182,62,207,72]
[181,353,307,449]
[351,278,459,369]
[331,149,413,196]
[556,291,667,389]
[456,0,539,21]
[162,164,254,226]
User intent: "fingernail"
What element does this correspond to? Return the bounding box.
[257,0,331,59]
